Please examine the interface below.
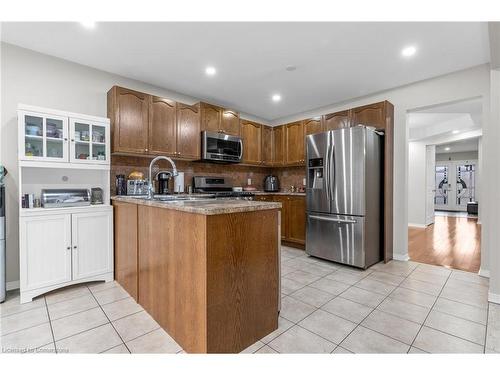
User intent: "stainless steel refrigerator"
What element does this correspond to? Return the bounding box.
[305,126,383,269]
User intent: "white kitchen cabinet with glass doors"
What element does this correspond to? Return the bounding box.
[18,105,110,167]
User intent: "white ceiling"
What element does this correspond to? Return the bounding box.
[0,22,491,122]
[436,137,479,154]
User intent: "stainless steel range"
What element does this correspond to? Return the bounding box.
[192,176,254,200]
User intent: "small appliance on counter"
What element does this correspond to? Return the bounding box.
[156,171,171,195]
[264,175,280,192]
[126,171,149,196]
[41,189,91,208]
[91,188,104,205]
[174,172,185,193]
[115,174,127,195]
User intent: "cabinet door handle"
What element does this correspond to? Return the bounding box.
[73,245,77,249]
[64,138,68,141]
[71,139,75,142]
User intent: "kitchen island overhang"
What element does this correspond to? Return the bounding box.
[112,196,281,353]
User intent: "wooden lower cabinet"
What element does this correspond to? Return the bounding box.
[255,194,305,248]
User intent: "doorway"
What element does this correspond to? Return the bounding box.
[406,98,482,273]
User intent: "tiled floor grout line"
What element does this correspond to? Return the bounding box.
[484,302,490,353]
[43,296,58,353]
[87,285,131,354]
[407,268,453,353]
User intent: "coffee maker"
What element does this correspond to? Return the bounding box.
[156,171,171,195]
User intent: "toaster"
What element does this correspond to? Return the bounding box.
[41,189,91,208]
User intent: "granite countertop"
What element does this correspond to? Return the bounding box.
[252,191,306,196]
[111,196,282,215]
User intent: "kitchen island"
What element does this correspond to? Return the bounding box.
[111,196,281,353]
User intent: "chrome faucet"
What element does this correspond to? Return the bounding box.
[148,156,178,199]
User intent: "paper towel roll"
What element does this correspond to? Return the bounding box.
[174,172,185,193]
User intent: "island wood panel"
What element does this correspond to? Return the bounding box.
[205,209,279,353]
[137,206,207,353]
[112,201,138,301]
[108,86,150,154]
[149,96,176,155]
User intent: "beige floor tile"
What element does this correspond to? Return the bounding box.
[102,344,130,353]
[126,328,182,353]
[433,298,487,325]
[332,346,353,353]
[44,284,91,305]
[407,270,448,286]
[281,265,296,276]
[371,261,416,277]
[486,303,500,352]
[1,306,49,336]
[92,285,130,305]
[51,307,108,341]
[325,270,368,285]
[309,278,350,295]
[301,263,336,277]
[281,277,307,295]
[355,278,397,296]
[290,286,335,308]
[88,280,122,293]
[261,317,294,344]
[449,270,489,286]
[424,310,485,345]
[389,287,437,309]
[285,270,322,284]
[408,346,428,354]
[413,326,483,353]
[361,309,421,345]
[366,271,405,286]
[281,247,305,258]
[255,345,279,353]
[416,263,452,277]
[0,291,45,318]
[340,286,385,308]
[0,322,53,352]
[377,298,430,324]
[112,310,160,342]
[38,342,57,354]
[268,325,336,353]
[445,278,489,294]
[55,323,122,353]
[284,257,314,270]
[400,278,443,296]
[101,297,144,321]
[440,285,488,309]
[298,309,356,345]
[240,340,265,353]
[341,326,409,353]
[47,294,98,320]
[279,296,316,323]
[321,297,373,324]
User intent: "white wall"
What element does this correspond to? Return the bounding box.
[436,151,478,161]
[408,141,427,227]
[0,42,267,285]
[274,64,490,262]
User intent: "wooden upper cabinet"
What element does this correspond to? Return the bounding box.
[221,110,240,136]
[285,121,305,166]
[240,120,261,165]
[303,118,323,136]
[149,96,176,155]
[108,86,150,154]
[351,102,387,130]
[287,196,306,245]
[273,125,285,166]
[261,125,273,166]
[200,103,222,133]
[176,103,201,159]
[323,110,350,131]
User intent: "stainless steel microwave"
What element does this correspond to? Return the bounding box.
[201,131,243,163]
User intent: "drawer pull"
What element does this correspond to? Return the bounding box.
[309,215,356,224]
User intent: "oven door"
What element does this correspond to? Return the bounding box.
[202,131,243,163]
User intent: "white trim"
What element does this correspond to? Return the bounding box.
[6,280,20,291]
[408,223,427,228]
[19,160,109,170]
[18,103,109,124]
[479,268,490,278]
[393,253,410,261]
[488,292,500,305]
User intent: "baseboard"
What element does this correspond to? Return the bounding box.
[488,292,500,305]
[393,253,410,261]
[408,223,427,228]
[6,280,20,291]
[479,268,490,278]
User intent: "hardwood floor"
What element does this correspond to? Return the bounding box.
[408,215,481,273]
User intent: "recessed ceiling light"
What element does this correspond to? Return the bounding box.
[444,147,451,151]
[452,130,460,134]
[286,65,297,72]
[401,45,417,57]
[205,66,216,76]
[272,94,282,102]
[80,21,96,29]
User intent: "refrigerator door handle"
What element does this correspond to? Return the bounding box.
[309,215,357,224]
[324,133,331,201]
